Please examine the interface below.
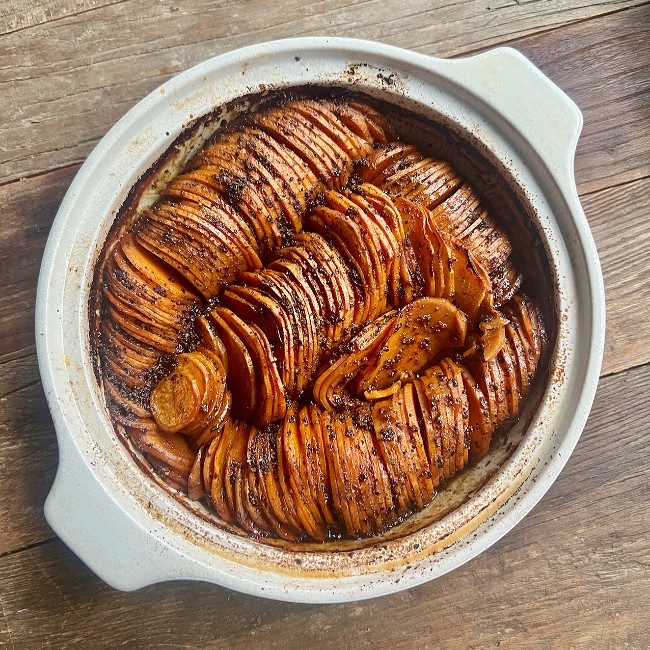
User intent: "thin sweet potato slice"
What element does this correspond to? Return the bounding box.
[235,271,299,395]
[293,406,332,535]
[248,426,300,541]
[313,310,397,411]
[498,337,520,419]
[272,418,309,537]
[458,363,492,463]
[339,101,397,143]
[309,205,377,326]
[487,352,509,428]
[254,107,352,190]
[421,366,454,482]
[128,420,195,479]
[505,319,531,396]
[440,359,470,471]
[281,405,325,539]
[267,256,323,374]
[305,404,337,527]
[261,268,314,395]
[401,382,435,505]
[352,298,468,394]
[149,356,203,433]
[513,294,546,360]
[187,445,205,500]
[371,395,412,513]
[295,231,357,348]
[149,350,230,438]
[320,410,355,535]
[292,100,368,160]
[224,422,258,534]
[213,306,286,427]
[333,412,368,536]
[357,143,422,185]
[208,418,239,524]
[413,377,443,489]
[221,284,284,365]
[393,196,447,301]
[202,435,220,506]
[325,192,390,320]
[211,309,258,420]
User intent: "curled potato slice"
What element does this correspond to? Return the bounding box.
[351,298,467,394]
[149,349,231,438]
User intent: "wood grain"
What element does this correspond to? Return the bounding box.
[0,166,78,363]
[0,356,57,556]
[586,176,650,375]
[1,363,648,649]
[0,0,646,185]
[0,0,125,36]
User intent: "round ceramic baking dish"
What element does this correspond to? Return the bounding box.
[37,37,605,602]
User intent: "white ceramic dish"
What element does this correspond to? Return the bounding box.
[37,37,605,602]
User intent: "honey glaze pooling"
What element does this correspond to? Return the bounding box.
[93,89,549,542]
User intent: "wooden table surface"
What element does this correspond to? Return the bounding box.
[1,1,649,648]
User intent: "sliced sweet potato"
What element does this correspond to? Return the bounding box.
[352,298,467,394]
[340,101,397,143]
[211,309,258,420]
[440,358,470,471]
[357,143,422,185]
[306,404,337,528]
[129,420,194,479]
[412,377,443,489]
[320,410,355,535]
[254,107,352,190]
[292,100,367,160]
[280,405,324,539]
[308,205,376,326]
[223,422,258,533]
[458,363,492,463]
[371,395,412,513]
[187,445,205,500]
[209,418,239,524]
[401,381,435,505]
[312,310,397,411]
[248,426,300,541]
[295,231,357,348]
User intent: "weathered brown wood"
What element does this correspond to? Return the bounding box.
[0,356,57,556]
[586,176,650,376]
[0,0,124,36]
[0,166,78,363]
[1,363,648,649]
[0,0,646,185]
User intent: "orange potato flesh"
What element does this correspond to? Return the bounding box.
[97,95,550,542]
[351,298,468,394]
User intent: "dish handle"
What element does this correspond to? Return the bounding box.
[44,439,179,591]
[444,47,583,184]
